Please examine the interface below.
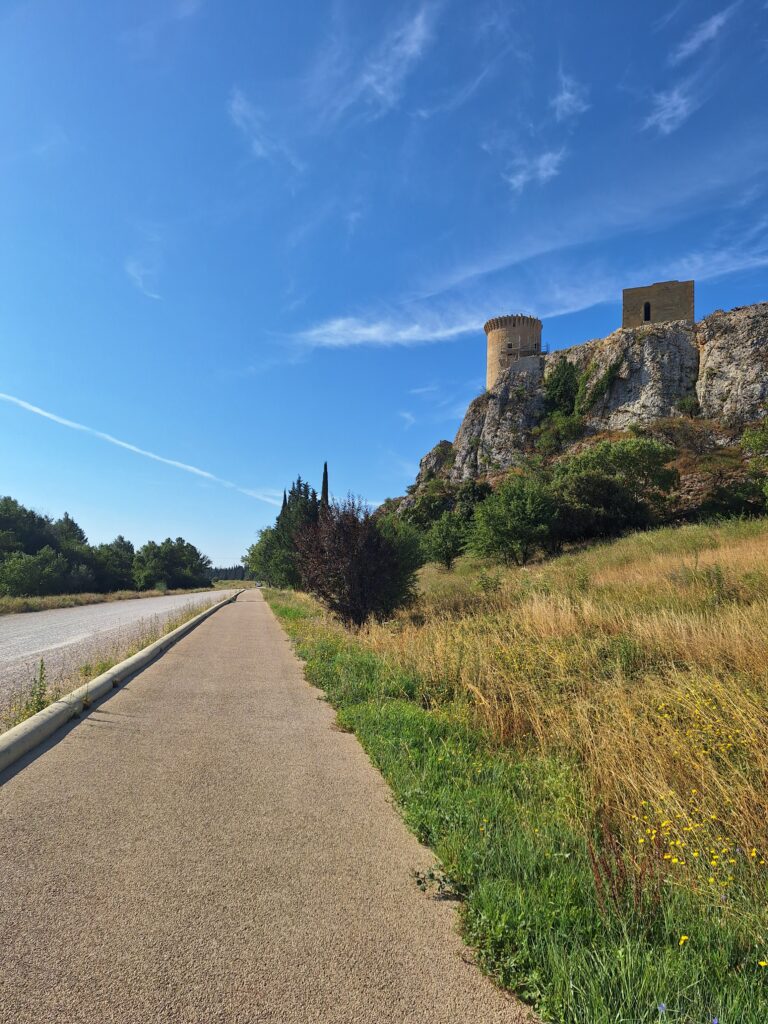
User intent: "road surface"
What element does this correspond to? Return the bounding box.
[0,591,237,707]
[0,589,531,1023]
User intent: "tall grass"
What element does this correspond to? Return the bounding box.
[364,519,768,869]
[266,517,768,1021]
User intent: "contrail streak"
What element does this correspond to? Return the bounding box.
[0,391,280,506]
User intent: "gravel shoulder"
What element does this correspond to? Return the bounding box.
[0,590,531,1023]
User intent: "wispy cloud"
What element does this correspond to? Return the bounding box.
[398,410,416,428]
[415,126,768,304]
[503,149,566,192]
[670,3,739,64]
[414,65,492,119]
[345,204,364,239]
[0,392,281,506]
[0,127,68,167]
[228,87,303,171]
[121,0,204,58]
[550,71,589,122]
[292,208,768,354]
[654,1,688,32]
[295,311,478,348]
[124,228,164,300]
[310,5,438,125]
[643,81,701,134]
[475,0,513,39]
[409,384,439,395]
[124,257,162,300]
[669,214,768,281]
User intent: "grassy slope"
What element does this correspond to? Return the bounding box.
[266,518,768,1024]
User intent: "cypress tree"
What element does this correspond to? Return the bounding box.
[321,462,329,508]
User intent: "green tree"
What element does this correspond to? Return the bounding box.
[549,470,649,549]
[321,462,329,508]
[242,477,320,587]
[0,496,57,558]
[243,527,288,586]
[401,478,454,530]
[425,510,467,569]
[95,536,136,591]
[0,546,70,596]
[471,475,555,565]
[555,438,677,508]
[133,537,211,590]
[52,512,88,549]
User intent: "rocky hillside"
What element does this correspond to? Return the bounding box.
[404,302,768,513]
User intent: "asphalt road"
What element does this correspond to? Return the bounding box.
[0,591,236,706]
[0,590,531,1023]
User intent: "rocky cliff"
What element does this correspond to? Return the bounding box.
[408,303,768,495]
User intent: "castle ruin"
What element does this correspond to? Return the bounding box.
[483,314,542,390]
[484,280,696,390]
[622,280,694,328]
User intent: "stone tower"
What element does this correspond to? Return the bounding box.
[483,314,542,390]
[622,280,694,328]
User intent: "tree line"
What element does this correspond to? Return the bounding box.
[242,464,422,626]
[0,496,212,597]
[207,565,246,581]
[243,422,768,627]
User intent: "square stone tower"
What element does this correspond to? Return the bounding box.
[622,280,694,328]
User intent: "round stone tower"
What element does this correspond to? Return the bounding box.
[483,314,543,390]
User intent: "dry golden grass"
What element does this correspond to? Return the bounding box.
[361,518,768,893]
[0,586,220,616]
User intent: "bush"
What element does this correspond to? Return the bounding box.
[676,395,701,418]
[544,357,579,416]
[575,359,622,415]
[533,411,586,455]
[471,475,555,565]
[401,478,455,530]
[550,470,650,549]
[296,498,424,626]
[0,546,70,596]
[555,438,677,509]
[425,510,467,570]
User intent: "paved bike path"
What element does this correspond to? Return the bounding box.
[0,590,530,1023]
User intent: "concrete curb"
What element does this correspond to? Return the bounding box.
[0,590,244,775]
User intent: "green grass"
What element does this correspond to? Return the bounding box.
[266,583,768,1024]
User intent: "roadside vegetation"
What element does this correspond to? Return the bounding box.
[0,585,220,616]
[266,516,768,1022]
[248,439,768,1021]
[243,465,421,625]
[1,596,222,733]
[0,495,216,599]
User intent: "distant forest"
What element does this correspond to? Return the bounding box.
[207,565,246,581]
[0,496,214,597]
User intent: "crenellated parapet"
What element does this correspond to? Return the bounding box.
[483,314,542,390]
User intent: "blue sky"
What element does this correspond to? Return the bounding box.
[1,0,767,564]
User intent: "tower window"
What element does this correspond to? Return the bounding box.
[643,301,651,322]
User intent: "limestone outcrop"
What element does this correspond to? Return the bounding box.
[696,304,768,424]
[410,302,768,492]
